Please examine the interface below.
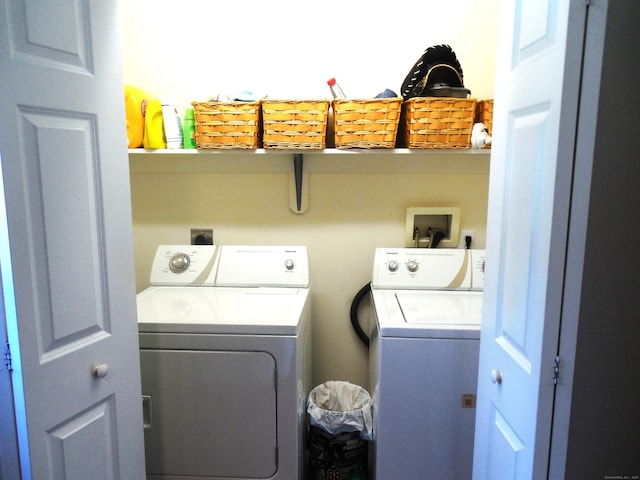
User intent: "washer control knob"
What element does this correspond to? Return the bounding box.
[284,259,295,271]
[169,253,190,273]
[406,260,419,273]
[490,369,503,385]
[388,260,399,272]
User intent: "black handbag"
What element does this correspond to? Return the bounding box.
[400,44,470,99]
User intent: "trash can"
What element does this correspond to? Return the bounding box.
[306,381,373,480]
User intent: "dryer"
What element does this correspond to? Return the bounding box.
[369,248,485,480]
[136,244,311,480]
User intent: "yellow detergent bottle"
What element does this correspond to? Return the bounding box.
[143,98,166,149]
[124,85,147,148]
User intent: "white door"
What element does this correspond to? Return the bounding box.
[0,1,146,479]
[473,1,585,478]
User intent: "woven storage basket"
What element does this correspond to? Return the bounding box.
[404,97,477,149]
[192,101,261,149]
[332,98,402,149]
[262,99,329,149]
[475,99,494,148]
[475,99,494,132]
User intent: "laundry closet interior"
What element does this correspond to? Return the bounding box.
[122,0,499,391]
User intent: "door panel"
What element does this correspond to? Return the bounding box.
[140,349,278,479]
[0,0,146,478]
[497,106,552,373]
[473,0,583,478]
[488,407,524,476]
[18,108,108,358]
[8,0,92,71]
[47,399,117,480]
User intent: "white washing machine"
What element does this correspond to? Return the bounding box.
[369,248,485,480]
[136,244,311,480]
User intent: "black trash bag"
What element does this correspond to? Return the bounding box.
[400,44,469,99]
[306,381,373,480]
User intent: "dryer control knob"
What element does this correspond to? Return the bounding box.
[169,253,190,273]
[388,260,399,272]
[284,259,295,270]
[406,260,419,273]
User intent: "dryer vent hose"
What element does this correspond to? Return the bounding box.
[350,283,372,349]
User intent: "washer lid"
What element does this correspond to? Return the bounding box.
[372,289,482,339]
[137,286,309,335]
[396,290,482,326]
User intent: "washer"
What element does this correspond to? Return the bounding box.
[137,244,311,480]
[369,248,485,480]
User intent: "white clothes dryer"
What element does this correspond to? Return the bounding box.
[136,245,311,480]
[369,248,485,480]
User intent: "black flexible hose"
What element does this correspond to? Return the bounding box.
[350,282,372,348]
[431,230,445,248]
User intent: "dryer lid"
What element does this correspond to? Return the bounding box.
[137,286,309,335]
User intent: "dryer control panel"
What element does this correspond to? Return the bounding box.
[150,245,218,286]
[149,244,309,287]
[215,245,309,287]
[372,248,485,290]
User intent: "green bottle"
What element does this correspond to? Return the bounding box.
[183,108,197,149]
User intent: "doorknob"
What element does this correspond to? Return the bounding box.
[93,363,109,378]
[490,369,503,384]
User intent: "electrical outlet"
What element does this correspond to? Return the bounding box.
[190,228,213,245]
[459,230,475,249]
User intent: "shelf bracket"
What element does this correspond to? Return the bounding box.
[289,153,308,214]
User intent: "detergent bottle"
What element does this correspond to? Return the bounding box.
[161,97,183,149]
[183,108,196,149]
[143,98,166,149]
[124,85,147,148]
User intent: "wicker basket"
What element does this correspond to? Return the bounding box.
[476,99,494,148]
[192,101,261,149]
[403,97,476,149]
[475,99,494,132]
[332,98,402,149]
[262,100,330,149]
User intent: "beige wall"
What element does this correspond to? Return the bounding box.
[121,0,498,389]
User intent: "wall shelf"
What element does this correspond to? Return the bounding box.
[128,148,491,175]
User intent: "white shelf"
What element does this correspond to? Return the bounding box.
[128,148,491,174]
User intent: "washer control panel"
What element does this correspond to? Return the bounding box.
[372,248,485,290]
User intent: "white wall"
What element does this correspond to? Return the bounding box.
[119,0,498,112]
[121,0,498,389]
